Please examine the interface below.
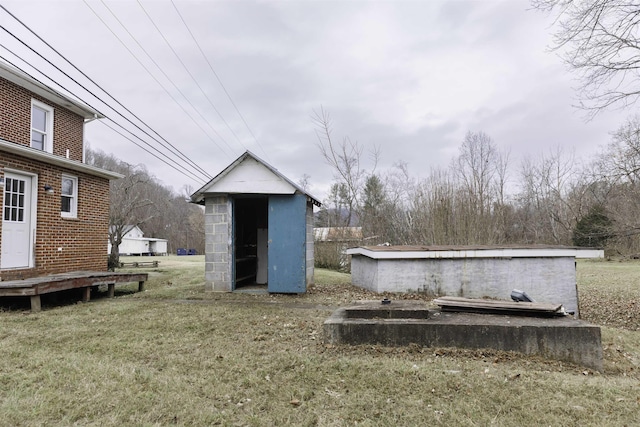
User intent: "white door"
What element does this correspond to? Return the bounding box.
[1,172,33,269]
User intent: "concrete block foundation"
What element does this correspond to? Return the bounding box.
[324,301,603,371]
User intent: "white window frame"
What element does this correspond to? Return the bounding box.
[30,99,54,154]
[61,175,78,219]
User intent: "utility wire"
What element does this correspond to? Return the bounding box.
[137,0,247,153]
[92,0,235,158]
[99,121,206,184]
[0,3,213,181]
[171,0,270,160]
[0,51,207,184]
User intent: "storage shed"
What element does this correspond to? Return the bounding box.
[346,245,604,317]
[191,151,321,293]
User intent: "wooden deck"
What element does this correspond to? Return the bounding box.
[0,271,149,312]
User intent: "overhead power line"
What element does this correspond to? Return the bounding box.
[170,0,271,161]
[90,0,235,158]
[0,38,207,183]
[0,52,207,184]
[0,3,213,182]
[137,0,247,151]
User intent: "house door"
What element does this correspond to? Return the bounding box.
[267,194,306,293]
[1,172,34,269]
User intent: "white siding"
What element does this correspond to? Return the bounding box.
[203,157,297,195]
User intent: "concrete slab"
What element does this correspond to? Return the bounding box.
[324,301,603,371]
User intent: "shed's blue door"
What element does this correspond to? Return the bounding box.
[268,194,306,293]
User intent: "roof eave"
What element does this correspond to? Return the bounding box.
[0,61,103,120]
[0,139,124,180]
[190,150,322,207]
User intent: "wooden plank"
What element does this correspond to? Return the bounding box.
[0,271,148,311]
[433,296,564,316]
[0,287,37,297]
[118,261,159,268]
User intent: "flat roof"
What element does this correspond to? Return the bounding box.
[346,245,604,259]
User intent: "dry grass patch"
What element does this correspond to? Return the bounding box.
[0,258,638,425]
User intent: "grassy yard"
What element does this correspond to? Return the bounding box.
[0,256,638,426]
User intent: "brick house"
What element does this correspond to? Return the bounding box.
[0,61,122,281]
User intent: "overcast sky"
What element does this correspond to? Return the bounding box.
[1,0,632,200]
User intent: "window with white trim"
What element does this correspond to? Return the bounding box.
[31,99,54,153]
[61,175,78,218]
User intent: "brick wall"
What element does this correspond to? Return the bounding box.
[0,152,110,280]
[0,79,84,161]
[1,76,108,280]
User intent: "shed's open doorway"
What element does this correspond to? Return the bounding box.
[233,197,268,289]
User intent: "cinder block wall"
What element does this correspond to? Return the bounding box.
[204,195,232,291]
[351,256,580,316]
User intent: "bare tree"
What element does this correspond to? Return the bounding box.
[297,174,312,192]
[409,168,459,245]
[533,0,640,115]
[516,147,583,244]
[589,115,640,251]
[313,107,378,227]
[88,149,155,268]
[597,115,640,184]
[454,131,510,243]
[108,172,155,269]
[381,161,415,244]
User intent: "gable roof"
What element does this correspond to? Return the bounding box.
[191,150,321,206]
[0,60,103,120]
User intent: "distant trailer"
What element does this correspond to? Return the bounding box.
[346,245,604,318]
[108,226,168,256]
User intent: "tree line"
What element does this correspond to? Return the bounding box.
[316,0,640,257]
[86,148,204,268]
[315,114,640,256]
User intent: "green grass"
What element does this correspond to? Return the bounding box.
[0,257,639,426]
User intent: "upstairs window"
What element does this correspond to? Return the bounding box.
[31,99,54,153]
[61,175,78,218]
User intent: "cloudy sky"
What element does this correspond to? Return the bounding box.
[0,0,632,200]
